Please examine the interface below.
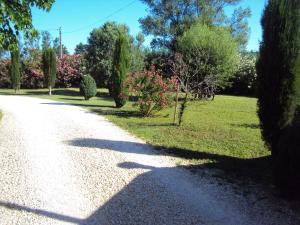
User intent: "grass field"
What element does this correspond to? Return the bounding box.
[0,88,271,182]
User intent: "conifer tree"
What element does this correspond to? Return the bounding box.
[111,33,130,108]
[42,48,56,95]
[257,0,300,193]
[10,48,21,93]
[80,74,97,100]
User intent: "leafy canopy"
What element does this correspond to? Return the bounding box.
[139,0,250,49]
[85,21,145,88]
[0,0,55,49]
[177,23,239,90]
[85,21,131,87]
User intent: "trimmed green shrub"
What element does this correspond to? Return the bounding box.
[111,33,130,108]
[256,0,300,193]
[42,48,56,95]
[10,48,21,92]
[80,74,97,100]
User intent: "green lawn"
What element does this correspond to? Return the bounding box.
[0,88,271,182]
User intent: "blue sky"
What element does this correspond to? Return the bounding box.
[32,0,267,53]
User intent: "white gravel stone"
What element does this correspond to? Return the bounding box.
[0,95,299,225]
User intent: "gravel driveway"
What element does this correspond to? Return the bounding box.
[0,95,299,225]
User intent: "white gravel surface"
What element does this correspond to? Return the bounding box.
[0,95,299,225]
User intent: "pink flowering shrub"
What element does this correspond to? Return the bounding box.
[22,54,44,89]
[0,60,11,88]
[129,67,177,116]
[0,54,84,89]
[56,54,83,88]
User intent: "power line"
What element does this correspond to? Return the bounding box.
[63,0,137,35]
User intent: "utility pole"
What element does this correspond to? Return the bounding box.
[59,27,62,59]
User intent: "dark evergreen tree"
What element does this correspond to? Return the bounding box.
[10,48,21,93]
[111,33,130,108]
[42,48,57,95]
[74,42,88,55]
[256,0,300,193]
[80,74,97,100]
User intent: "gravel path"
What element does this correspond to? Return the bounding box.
[0,95,299,225]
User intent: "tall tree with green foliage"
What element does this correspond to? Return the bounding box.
[111,33,130,108]
[74,42,88,55]
[0,0,55,50]
[177,23,239,91]
[42,48,56,95]
[41,31,52,50]
[139,0,250,50]
[85,22,131,88]
[256,0,300,193]
[10,49,21,93]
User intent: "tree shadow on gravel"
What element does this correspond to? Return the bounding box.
[67,138,272,184]
[0,162,222,224]
[39,101,141,118]
[1,159,299,225]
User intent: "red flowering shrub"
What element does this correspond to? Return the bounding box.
[0,60,11,88]
[22,55,44,89]
[129,68,176,116]
[56,54,83,88]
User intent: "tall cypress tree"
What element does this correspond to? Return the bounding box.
[257,0,300,192]
[111,33,130,108]
[10,48,21,93]
[42,48,57,95]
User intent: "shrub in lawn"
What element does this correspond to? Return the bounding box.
[256,0,300,193]
[111,33,130,108]
[80,74,97,100]
[129,68,175,116]
[10,48,21,93]
[42,48,57,95]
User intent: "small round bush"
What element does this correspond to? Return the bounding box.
[80,74,97,100]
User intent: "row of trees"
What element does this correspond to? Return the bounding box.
[0,53,82,89]
[10,47,57,95]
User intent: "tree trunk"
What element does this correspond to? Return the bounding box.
[173,86,179,125]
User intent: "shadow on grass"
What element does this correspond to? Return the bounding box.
[52,89,81,96]
[0,91,25,96]
[231,123,260,129]
[67,138,272,184]
[162,146,271,182]
[40,102,104,108]
[96,92,110,98]
[91,108,142,118]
